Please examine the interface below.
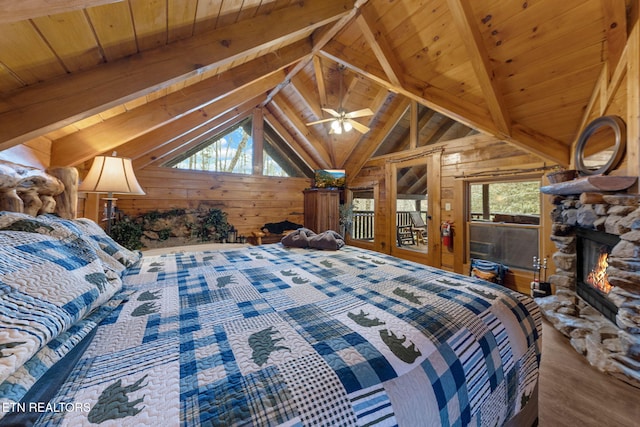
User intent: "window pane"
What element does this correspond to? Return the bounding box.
[263,150,290,177]
[471,181,539,222]
[167,118,312,178]
[170,119,253,174]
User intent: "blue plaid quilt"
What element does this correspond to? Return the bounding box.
[3,243,541,426]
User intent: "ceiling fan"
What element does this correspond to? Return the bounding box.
[306,66,373,134]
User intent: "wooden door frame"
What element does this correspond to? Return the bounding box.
[343,182,380,252]
[387,153,440,267]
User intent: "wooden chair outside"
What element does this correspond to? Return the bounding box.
[396,225,415,246]
[409,211,427,245]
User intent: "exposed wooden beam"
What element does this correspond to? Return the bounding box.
[387,103,437,154]
[416,110,437,137]
[418,115,450,147]
[270,97,332,169]
[0,0,354,151]
[313,55,329,109]
[319,41,494,133]
[409,101,418,150]
[343,95,411,177]
[139,97,263,169]
[252,108,264,175]
[508,124,571,166]
[355,6,404,87]
[54,71,284,167]
[321,40,570,165]
[264,109,319,171]
[446,0,511,135]
[0,0,124,24]
[51,41,310,167]
[261,0,368,107]
[425,119,457,145]
[336,85,390,167]
[289,75,324,119]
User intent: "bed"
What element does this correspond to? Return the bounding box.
[0,161,541,426]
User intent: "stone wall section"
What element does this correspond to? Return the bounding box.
[537,193,640,388]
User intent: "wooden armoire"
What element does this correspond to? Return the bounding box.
[303,188,340,233]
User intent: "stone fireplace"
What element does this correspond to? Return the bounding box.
[575,227,620,323]
[536,192,640,388]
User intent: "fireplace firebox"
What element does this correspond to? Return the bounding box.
[575,228,620,324]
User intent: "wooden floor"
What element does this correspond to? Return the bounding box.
[539,319,640,426]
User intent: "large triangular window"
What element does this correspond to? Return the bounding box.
[165,116,311,178]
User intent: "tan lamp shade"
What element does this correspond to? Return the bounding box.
[78,156,145,195]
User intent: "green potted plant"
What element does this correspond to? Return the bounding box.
[339,203,354,237]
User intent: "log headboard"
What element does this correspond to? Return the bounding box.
[0,160,78,218]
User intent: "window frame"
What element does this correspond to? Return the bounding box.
[463,174,544,272]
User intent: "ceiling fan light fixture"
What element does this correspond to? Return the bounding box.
[305,64,373,134]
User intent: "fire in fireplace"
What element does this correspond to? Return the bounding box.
[586,251,612,293]
[575,228,620,324]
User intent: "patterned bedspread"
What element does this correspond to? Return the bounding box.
[4,243,541,426]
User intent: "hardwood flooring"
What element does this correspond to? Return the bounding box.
[538,319,640,426]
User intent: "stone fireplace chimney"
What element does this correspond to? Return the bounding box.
[536,191,640,388]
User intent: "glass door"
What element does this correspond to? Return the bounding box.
[391,158,433,263]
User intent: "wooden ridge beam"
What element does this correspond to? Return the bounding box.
[0,0,354,151]
[260,0,368,107]
[51,41,310,167]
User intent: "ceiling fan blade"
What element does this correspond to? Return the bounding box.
[346,119,370,134]
[306,118,334,126]
[344,108,374,119]
[321,108,341,117]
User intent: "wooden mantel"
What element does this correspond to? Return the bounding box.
[540,175,638,195]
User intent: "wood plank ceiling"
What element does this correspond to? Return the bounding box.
[0,0,629,175]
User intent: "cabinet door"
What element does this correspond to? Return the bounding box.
[318,191,339,232]
[304,190,340,233]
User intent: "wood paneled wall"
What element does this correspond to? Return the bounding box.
[348,134,548,294]
[109,166,310,236]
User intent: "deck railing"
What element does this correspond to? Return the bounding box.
[351,211,374,240]
[349,210,428,241]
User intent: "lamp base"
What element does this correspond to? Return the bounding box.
[102,196,117,235]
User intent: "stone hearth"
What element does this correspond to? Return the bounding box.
[536,193,640,388]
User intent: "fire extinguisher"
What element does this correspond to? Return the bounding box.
[441,221,453,251]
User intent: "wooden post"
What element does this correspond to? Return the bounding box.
[627,16,640,190]
[46,166,78,219]
[20,189,43,216]
[0,163,22,213]
[252,107,264,176]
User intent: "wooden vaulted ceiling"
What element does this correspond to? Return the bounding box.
[0,0,631,176]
